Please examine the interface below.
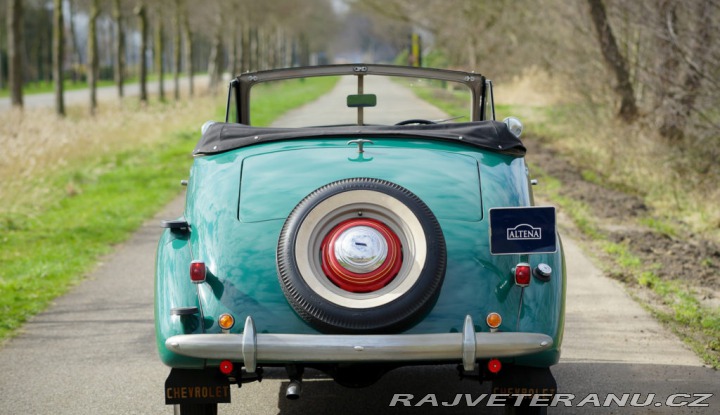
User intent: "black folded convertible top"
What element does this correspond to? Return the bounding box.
[193,121,526,157]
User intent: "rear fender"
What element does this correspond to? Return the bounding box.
[155,228,206,368]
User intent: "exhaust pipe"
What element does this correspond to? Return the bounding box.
[285,379,302,400]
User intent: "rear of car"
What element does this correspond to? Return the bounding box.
[155,64,565,414]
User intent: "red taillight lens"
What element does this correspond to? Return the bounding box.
[219,360,234,375]
[488,358,502,374]
[190,261,206,283]
[515,263,531,287]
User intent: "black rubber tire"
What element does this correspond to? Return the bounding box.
[277,178,446,333]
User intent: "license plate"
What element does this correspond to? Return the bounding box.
[165,369,231,405]
[492,366,557,396]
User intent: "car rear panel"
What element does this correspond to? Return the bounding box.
[158,137,563,366]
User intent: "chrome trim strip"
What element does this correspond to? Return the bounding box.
[166,315,553,365]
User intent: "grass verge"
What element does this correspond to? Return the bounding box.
[0,130,197,339]
[0,76,337,342]
[531,163,720,368]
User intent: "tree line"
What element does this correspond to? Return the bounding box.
[354,0,718,146]
[2,0,337,115]
[4,0,718,147]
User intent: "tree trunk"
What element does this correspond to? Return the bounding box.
[674,0,713,141]
[0,41,4,90]
[88,0,100,114]
[113,0,125,98]
[241,24,250,72]
[655,0,714,141]
[155,15,165,102]
[53,0,65,116]
[172,0,181,101]
[68,0,82,83]
[135,1,148,103]
[587,0,638,122]
[8,0,24,108]
[207,9,224,93]
[299,33,310,67]
[229,19,239,77]
[181,0,194,97]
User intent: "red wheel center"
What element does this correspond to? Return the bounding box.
[320,218,402,293]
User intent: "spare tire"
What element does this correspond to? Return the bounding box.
[276,178,446,333]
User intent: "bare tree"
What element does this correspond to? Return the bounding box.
[654,0,681,138]
[229,15,240,77]
[113,0,126,98]
[7,0,23,108]
[656,0,715,140]
[52,0,65,116]
[67,0,82,83]
[240,23,250,71]
[135,1,148,103]
[587,0,639,122]
[155,10,165,102]
[88,0,100,114]
[180,0,193,97]
[172,0,181,100]
[207,6,224,91]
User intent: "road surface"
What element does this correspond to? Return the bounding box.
[0,75,209,110]
[0,76,717,414]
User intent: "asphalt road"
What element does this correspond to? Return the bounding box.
[0,75,209,110]
[0,76,717,415]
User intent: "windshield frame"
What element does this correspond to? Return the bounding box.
[227,64,490,125]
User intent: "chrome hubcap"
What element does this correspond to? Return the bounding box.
[333,226,388,273]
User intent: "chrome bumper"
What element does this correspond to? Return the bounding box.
[166,315,553,372]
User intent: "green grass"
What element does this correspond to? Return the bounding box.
[0,131,196,339]
[249,76,339,126]
[0,76,339,342]
[636,272,720,367]
[535,164,720,367]
[411,82,473,121]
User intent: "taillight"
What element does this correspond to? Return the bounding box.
[514,263,531,287]
[219,360,234,375]
[488,358,502,374]
[190,260,206,283]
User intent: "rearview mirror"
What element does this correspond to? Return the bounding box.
[347,94,377,108]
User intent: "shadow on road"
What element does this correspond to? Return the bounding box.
[250,363,719,414]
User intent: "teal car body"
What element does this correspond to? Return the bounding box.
[155,64,565,413]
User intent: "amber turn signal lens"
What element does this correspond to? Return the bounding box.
[218,313,235,330]
[486,312,502,329]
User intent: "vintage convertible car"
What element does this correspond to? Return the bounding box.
[155,64,565,414]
